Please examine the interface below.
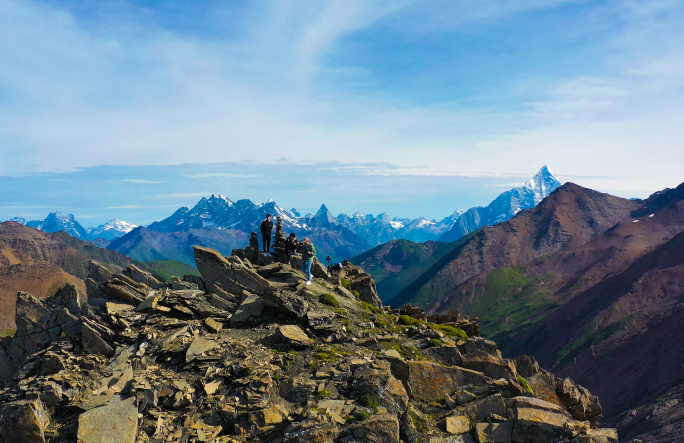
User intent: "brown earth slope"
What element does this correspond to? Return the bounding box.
[0,222,138,330]
[390,183,641,310]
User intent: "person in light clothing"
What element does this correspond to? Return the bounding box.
[301,238,316,285]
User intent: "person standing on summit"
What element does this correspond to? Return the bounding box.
[260,214,273,253]
[301,237,316,285]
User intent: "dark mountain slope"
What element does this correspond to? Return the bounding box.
[107,226,247,266]
[390,183,641,309]
[349,238,461,303]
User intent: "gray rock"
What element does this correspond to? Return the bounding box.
[277,325,311,348]
[82,322,115,357]
[231,294,265,325]
[473,421,514,442]
[341,413,400,442]
[77,395,138,443]
[454,394,507,422]
[186,337,219,362]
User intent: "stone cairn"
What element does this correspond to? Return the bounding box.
[272,216,286,263]
[249,232,259,250]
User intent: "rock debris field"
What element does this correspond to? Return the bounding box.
[0,245,618,442]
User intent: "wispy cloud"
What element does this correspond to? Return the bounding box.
[187,173,257,179]
[121,179,165,184]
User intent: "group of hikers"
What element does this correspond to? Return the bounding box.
[259,214,317,285]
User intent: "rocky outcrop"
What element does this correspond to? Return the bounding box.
[0,245,616,442]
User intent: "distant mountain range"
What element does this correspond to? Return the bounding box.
[8,166,561,264]
[12,214,138,241]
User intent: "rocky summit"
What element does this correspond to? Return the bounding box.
[0,242,617,442]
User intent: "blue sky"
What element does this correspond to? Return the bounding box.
[1,0,683,226]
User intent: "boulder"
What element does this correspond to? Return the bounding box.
[570,428,618,443]
[122,264,164,289]
[77,395,138,443]
[88,260,112,283]
[526,369,565,410]
[515,355,540,378]
[459,351,516,380]
[0,398,50,443]
[277,325,312,348]
[183,274,206,292]
[349,273,382,308]
[406,361,486,402]
[453,394,507,422]
[511,396,589,442]
[473,422,514,442]
[82,322,115,357]
[261,289,309,320]
[446,415,471,434]
[556,377,603,426]
[353,360,409,417]
[311,260,328,279]
[340,413,400,443]
[283,420,338,442]
[231,294,265,325]
[425,346,463,366]
[193,246,273,297]
[186,337,219,362]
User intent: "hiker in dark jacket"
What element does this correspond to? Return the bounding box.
[284,233,298,264]
[301,237,316,285]
[259,214,273,252]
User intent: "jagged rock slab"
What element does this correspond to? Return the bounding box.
[186,336,219,362]
[231,294,264,325]
[77,395,138,443]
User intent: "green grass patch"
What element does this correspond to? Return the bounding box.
[359,394,380,414]
[317,389,331,398]
[360,302,383,314]
[382,341,425,361]
[397,315,424,326]
[319,293,339,308]
[429,323,468,339]
[428,338,442,348]
[352,290,361,299]
[340,278,352,290]
[0,329,16,338]
[516,376,535,396]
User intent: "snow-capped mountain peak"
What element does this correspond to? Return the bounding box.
[25,212,89,239]
[524,165,561,205]
[88,218,138,240]
[10,216,26,225]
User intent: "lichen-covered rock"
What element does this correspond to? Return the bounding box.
[77,395,138,443]
[454,393,507,422]
[340,413,400,442]
[474,421,514,442]
[406,360,486,402]
[511,396,590,442]
[459,351,517,380]
[446,415,471,434]
[0,398,50,443]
